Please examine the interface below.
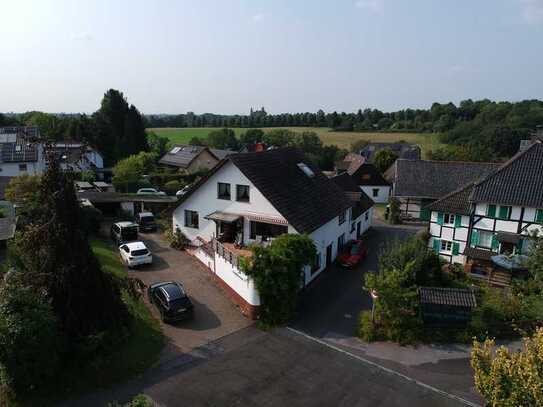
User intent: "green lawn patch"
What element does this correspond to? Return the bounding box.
[147,127,442,158]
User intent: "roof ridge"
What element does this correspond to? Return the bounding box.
[397,158,499,165]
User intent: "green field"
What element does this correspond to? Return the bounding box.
[147,127,443,158]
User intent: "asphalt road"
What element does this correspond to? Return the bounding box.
[292,225,417,337]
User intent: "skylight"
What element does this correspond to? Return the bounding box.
[297,162,314,178]
[170,147,181,154]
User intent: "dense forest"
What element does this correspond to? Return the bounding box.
[2,97,542,163]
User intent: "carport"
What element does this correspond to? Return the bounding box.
[77,191,178,217]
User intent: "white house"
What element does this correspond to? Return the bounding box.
[426,141,543,286]
[53,143,104,172]
[173,148,373,318]
[349,163,391,203]
[0,127,46,177]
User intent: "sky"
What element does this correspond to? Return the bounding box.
[1,0,542,115]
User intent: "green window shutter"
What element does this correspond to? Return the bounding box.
[516,239,523,254]
[437,212,444,225]
[491,235,499,251]
[536,209,543,223]
[433,239,440,253]
[420,208,430,221]
[452,242,460,256]
[470,230,480,246]
[487,205,496,218]
[498,206,510,220]
[454,215,462,228]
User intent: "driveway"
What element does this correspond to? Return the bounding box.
[130,231,252,359]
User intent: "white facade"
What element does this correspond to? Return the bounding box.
[428,204,543,265]
[428,212,470,264]
[173,160,373,311]
[0,145,46,177]
[360,185,390,204]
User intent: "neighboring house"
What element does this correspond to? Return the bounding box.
[426,141,543,287]
[349,163,391,203]
[52,143,104,171]
[173,148,373,318]
[158,145,232,173]
[0,201,16,249]
[0,127,45,177]
[386,159,499,220]
[334,153,365,175]
[359,142,421,162]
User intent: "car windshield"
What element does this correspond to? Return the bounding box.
[140,215,155,223]
[132,249,149,256]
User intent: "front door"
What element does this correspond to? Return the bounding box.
[325,244,333,268]
[356,221,361,239]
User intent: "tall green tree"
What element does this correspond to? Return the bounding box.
[207,128,239,150]
[373,149,398,173]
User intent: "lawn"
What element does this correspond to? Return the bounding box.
[48,239,164,403]
[147,127,443,158]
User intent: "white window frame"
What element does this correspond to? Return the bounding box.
[444,213,455,225]
[440,240,453,252]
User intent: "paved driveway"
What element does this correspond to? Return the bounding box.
[130,232,252,359]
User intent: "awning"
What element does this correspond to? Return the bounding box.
[205,211,242,223]
[243,212,289,225]
[496,232,521,244]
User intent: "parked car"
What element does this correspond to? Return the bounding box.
[110,221,139,245]
[337,239,368,268]
[176,185,191,197]
[148,281,194,323]
[137,188,166,196]
[136,211,157,232]
[119,241,153,268]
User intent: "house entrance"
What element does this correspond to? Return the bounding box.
[325,244,333,268]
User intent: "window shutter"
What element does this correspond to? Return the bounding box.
[452,242,460,255]
[498,206,509,220]
[516,239,523,255]
[491,235,499,251]
[536,209,543,223]
[454,215,462,228]
[433,239,440,253]
[470,230,479,246]
[420,208,430,221]
[487,205,496,218]
[437,212,444,225]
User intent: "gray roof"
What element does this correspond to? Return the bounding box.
[470,142,543,207]
[426,183,474,216]
[389,159,499,199]
[77,191,177,204]
[419,287,477,308]
[158,145,232,168]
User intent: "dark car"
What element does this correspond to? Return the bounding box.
[110,222,139,245]
[337,239,368,268]
[148,281,194,323]
[136,212,157,232]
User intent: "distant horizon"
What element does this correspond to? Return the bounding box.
[2,1,542,114]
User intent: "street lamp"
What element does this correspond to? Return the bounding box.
[371,289,378,323]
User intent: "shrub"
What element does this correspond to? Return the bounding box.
[358,310,380,342]
[163,180,182,195]
[164,227,189,250]
[108,394,155,407]
[388,197,401,224]
[81,206,103,235]
[0,282,61,394]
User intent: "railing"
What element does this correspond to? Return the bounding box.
[212,238,243,269]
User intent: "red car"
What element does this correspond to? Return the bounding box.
[337,240,368,268]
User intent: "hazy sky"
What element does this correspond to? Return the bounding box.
[1,0,542,114]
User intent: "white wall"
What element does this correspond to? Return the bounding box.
[360,186,390,204]
[173,161,286,243]
[399,197,422,219]
[428,211,469,264]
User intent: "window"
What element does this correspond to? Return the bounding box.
[217,182,231,200]
[372,188,379,197]
[536,209,543,224]
[337,234,345,250]
[312,253,321,274]
[297,162,314,177]
[365,211,369,221]
[236,185,250,202]
[350,222,355,233]
[440,240,453,252]
[338,211,346,225]
[184,210,199,228]
[249,221,287,240]
[498,205,512,220]
[18,163,27,172]
[170,147,181,154]
[444,213,455,225]
[479,231,494,249]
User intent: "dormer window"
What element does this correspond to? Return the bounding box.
[297,163,314,178]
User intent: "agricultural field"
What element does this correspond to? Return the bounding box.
[147,127,443,158]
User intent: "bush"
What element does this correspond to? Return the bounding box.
[164,227,189,250]
[108,394,155,407]
[81,206,103,235]
[358,310,380,342]
[0,281,61,394]
[163,180,182,195]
